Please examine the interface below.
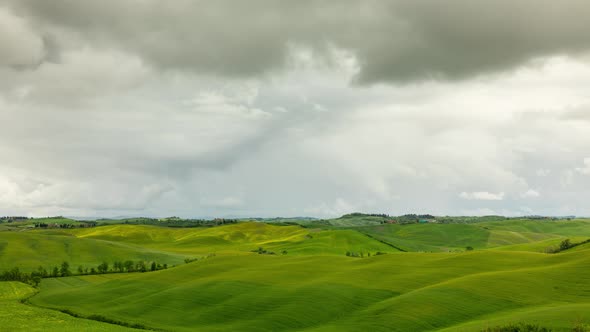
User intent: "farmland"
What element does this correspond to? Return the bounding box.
[1,216,590,331]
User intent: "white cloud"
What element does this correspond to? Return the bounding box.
[303,198,357,218]
[459,192,505,201]
[200,196,244,208]
[575,157,590,175]
[521,189,540,198]
[186,89,271,119]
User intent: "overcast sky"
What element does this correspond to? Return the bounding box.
[1,1,590,218]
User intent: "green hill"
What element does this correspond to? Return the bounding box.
[0,282,134,331]
[30,250,590,331]
[356,220,590,252]
[3,219,590,331]
[0,230,186,272]
[68,222,398,256]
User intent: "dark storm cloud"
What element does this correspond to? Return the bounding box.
[4,0,590,83]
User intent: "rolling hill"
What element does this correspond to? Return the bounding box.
[30,249,590,331]
[2,219,590,331]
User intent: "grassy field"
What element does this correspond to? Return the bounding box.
[0,230,186,271]
[2,219,590,331]
[0,282,135,331]
[30,250,590,331]
[356,219,590,252]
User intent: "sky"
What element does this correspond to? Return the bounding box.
[1,1,590,218]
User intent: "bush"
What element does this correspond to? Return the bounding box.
[482,323,551,332]
[573,324,590,332]
[559,239,572,251]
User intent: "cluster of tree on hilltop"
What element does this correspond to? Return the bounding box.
[113,217,239,228]
[34,221,97,228]
[337,213,437,224]
[0,216,29,222]
[342,213,391,218]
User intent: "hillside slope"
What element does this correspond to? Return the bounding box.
[0,282,135,331]
[30,250,590,332]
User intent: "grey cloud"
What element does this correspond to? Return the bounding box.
[5,0,590,83]
[3,1,590,218]
[0,6,45,67]
[355,0,590,83]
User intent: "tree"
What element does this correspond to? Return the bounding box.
[124,260,135,272]
[37,266,48,278]
[60,261,71,277]
[559,239,572,251]
[31,275,42,287]
[52,266,59,277]
[136,261,147,272]
[77,265,84,275]
[466,246,474,251]
[150,262,157,271]
[97,262,109,274]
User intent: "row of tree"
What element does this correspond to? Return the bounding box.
[345,251,386,258]
[545,238,590,253]
[34,222,97,228]
[251,247,288,255]
[116,217,239,228]
[0,216,29,222]
[0,260,169,287]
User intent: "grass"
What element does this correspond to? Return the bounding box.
[2,219,590,331]
[0,230,186,272]
[356,220,590,252]
[66,222,398,256]
[29,250,590,331]
[357,223,491,251]
[0,282,136,331]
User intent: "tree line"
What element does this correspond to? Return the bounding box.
[345,251,387,258]
[545,238,590,253]
[0,216,29,222]
[34,222,97,228]
[0,260,169,287]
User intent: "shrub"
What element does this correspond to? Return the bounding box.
[482,323,551,332]
[573,324,590,332]
[559,239,572,251]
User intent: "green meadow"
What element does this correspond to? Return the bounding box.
[1,217,590,331]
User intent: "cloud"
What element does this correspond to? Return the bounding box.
[5,0,590,83]
[0,47,150,106]
[521,189,540,198]
[200,196,244,209]
[303,198,357,218]
[575,158,590,175]
[0,6,45,67]
[2,2,590,218]
[459,192,505,201]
